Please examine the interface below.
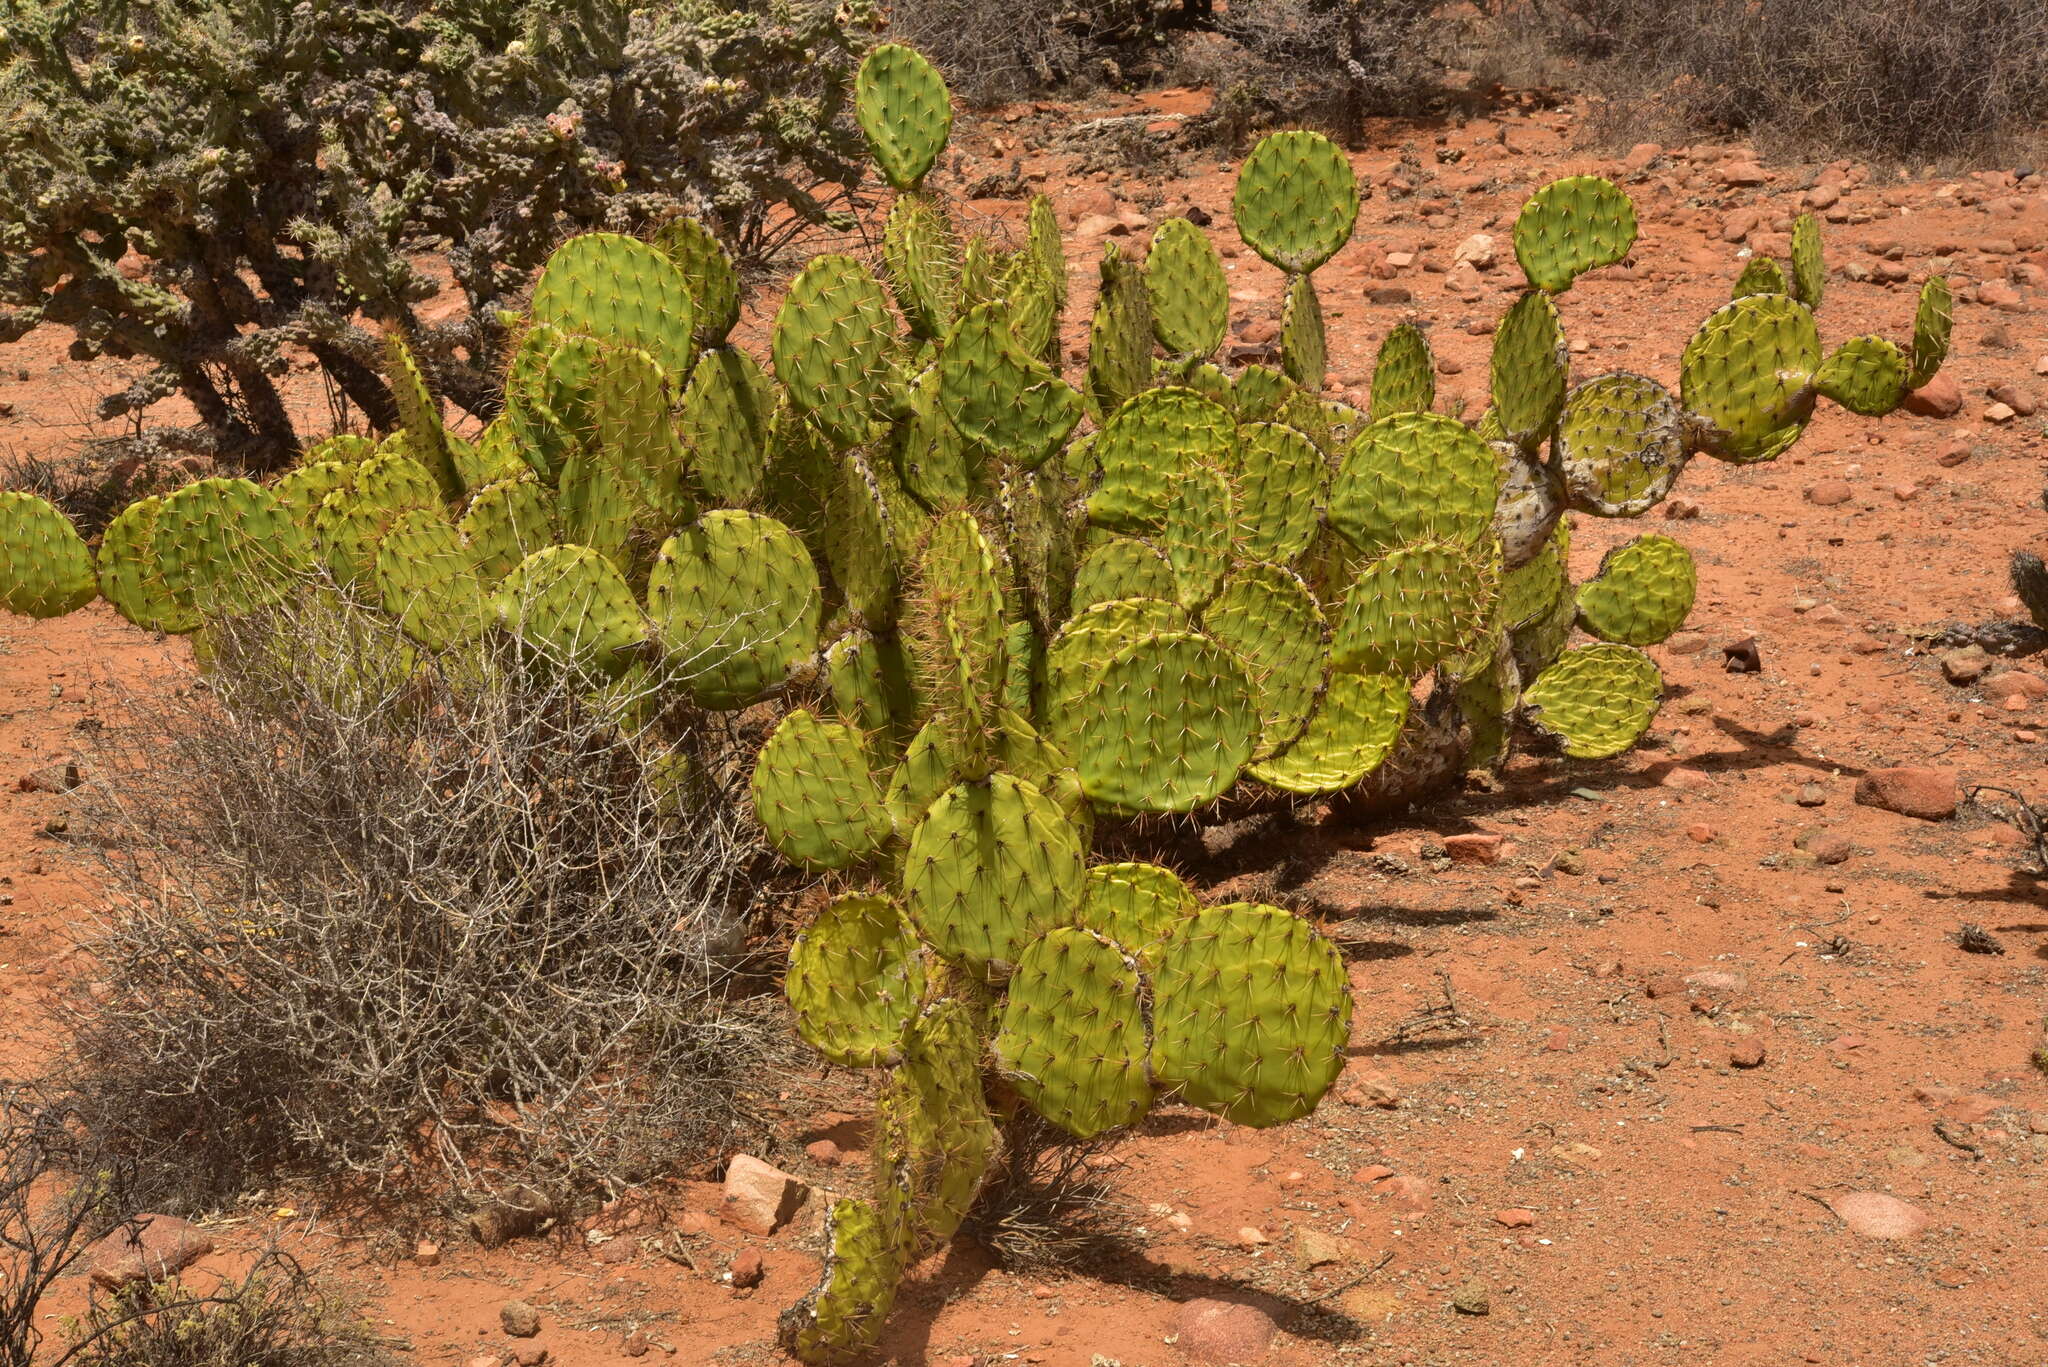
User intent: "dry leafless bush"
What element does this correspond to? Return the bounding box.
[1,1094,137,1367]
[62,1250,391,1367]
[1183,0,1446,145]
[56,591,793,1217]
[965,1108,1132,1270]
[1495,0,2048,163]
[886,0,1193,104]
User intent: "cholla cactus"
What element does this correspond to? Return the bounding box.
[0,0,869,466]
[0,40,1954,1367]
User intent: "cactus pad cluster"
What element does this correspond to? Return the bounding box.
[0,40,1953,1366]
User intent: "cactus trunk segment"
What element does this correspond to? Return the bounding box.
[777,1196,901,1367]
[1279,272,1326,393]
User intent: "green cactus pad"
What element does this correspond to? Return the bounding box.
[275,459,353,533]
[1511,548,1581,681]
[1813,335,1907,416]
[999,252,1063,363]
[1331,539,1499,677]
[1906,275,1952,390]
[493,543,647,675]
[382,331,461,500]
[1790,213,1825,311]
[885,721,955,835]
[787,894,927,1069]
[903,773,1085,975]
[1280,272,1327,393]
[1028,194,1067,315]
[826,630,915,751]
[778,1196,899,1367]
[373,507,489,651]
[529,232,696,378]
[1076,862,1199,961]
[856,43,952,191]
[995,928,1153,1139]
[1055,629,1259,814]
[0,492,96,619]
[1232,130,1359,274]
[651,214,742,347]
[312,452,440,586]
[882,191,962,339]
[1248,669,1411,793]
[591,344,692,529]
[1679,293,1821,463]
[677,347,771,506]
[913,510,1009,776]
[1513,175,1637,293]
[1146,217,1229,359]
[1556,372,1688,517]
[772,254,898,449]
[1071,536,1179,614]
[1231,422,1326,564]
[1732,256,1789,299]
[555,449,631,568]
[457,419,531,493]
[1523,642,1664,759]
[152,478,311,624]
[1149,904,1352,1127]
[1455,639,1521,770]
[876,995,997,1256]
[648,509,821,708]
[1369,323,1436,421]
[892,361,980,509]
[459,474,556,584]
[1086,242,1154,422]
[95,495,175,630]
[1329,411,1500,557]
[1158,463,1233,610]
[1491,290,1569,450]
[1087,387,1236,533]
[1199,562,1327,758]
[1044,597,1190,714]
[750,708,892,870]
[1231,363,1292,425]
[939,302,1082,468]
[1576,533,1697,646]
[823,452,902,628]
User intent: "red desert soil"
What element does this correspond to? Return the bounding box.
[4,88,2047,1367]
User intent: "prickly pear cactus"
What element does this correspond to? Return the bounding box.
[0,44,1954,1367]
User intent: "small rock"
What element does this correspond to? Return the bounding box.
[1453,232,1496,269]
[1685,822,1715,844]
[1827,1191,1930,1240]
[1684,969,1748,995]
[86,1215,215,1291]
[15,761,80,794]
[1624,142,1663,170]
[1172,1298,1278,1364]
[415,1240,441,1267]
[1729,1039,1767,1068]
[1451,1279,1491,1315]
[1934,439,1974,467]
[1491,1208,1536,1228]
[1806,479,1853,506]
[510,1347,548,1367]
[464,1356,503,1367]
[1717,162,1768,187]
[728,1248,764,1290]
[720,1154,808,1235]
[1986,401,2017,423]
[1989,383,2039,415]
[500,1302,542,1339]
[1853,766,1958,820]
[1977,279,2024,311]
[1235,1225,1269,1248]
[1367,286,1413,305]
[1441,832,1504,865]
[1939,645,1991,683]
[1902,374,1963,417]
[1796,781,1828,807]
[1074,213,1122,239]
[1722,637,1762,673]
[804,1138,843,1166]
[1984,670,2048,702]
[1293,1227,1349,1269]
[621,1333,652,1358]
[1376,1173,1432,1212]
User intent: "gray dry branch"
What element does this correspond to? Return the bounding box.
[57,592,792,1215]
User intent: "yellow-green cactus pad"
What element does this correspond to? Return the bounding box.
[1086,386,1236,533]
[529,232,696,378]
[651,213,742,347]
[1199,562,1327,758]
[1813,334,1908,417]
[1087,241,1153,421]
[875,996,997,1257]
[1680,293,1821,463]
[493,543,647,675]
[772,254,898,449]
[1158,462,1233,610]
[777,1196,900,1367]
[1331,538,1499,677]
[1732,256,1789,299]
[1906,275,1952,390]
[1280,272,1326,393]
[1146,216,1229,360]
[1248,669,1411,794]
[1055,629,1259,814]
[1231,421,1325,564]
[1499,512,1570,631]
[311,452,440,586]
[0,491,97,619]
[786,893,927,1069]
[152,477,311,624]
[913,509,1010,778]
[1513,175,1637,293]
[1149,904,1352,1127]
[1329,411,1500,556]
[938,301,1082,469]
[750,708,892,870]
[882,190,962,340]
[1790,213,1824,311]
[855,43,952,191]
[903,773,1085,975]
[1368,322,1435,421]
[1071,536,1178,615]
[373,507,488,651]
[1522,642,1664,759]
[677,347,771,506]
[1232,130,1359,275]
[459,473,557,584]
[995,928,1153,1138]
[1045,597,1191,714]
[275,458,353,533]
[1075,861,1199,963]
[1556,372,1688,517]
[649,509,821,708]
[1576,533,1696,646]
[1490,290,1569,450]
[96,495,174,630]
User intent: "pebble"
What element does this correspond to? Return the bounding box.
[1451,1279,1491,1315]
[500,1302,542,1339]
[1729,1039,1767,1069]
[1853,766,1958,820]
[727,1248,764,1290]
[1172,1298,1278,1364]
[1442,832,1504,864]
[720,1155,808,1235]
[1827,1191,1931,1240]
[1806,479,1853,506]
[1491,1208,1536,1228]
[415,1240,440,1267]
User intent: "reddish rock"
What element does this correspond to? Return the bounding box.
[621,1334,652,1359]
[1376,1173,1432,1212]
[727,1248,765,1290]
[1902,374,1964,417]
[1442,832,1504,865]
[804,1138,843,1166]
[500,1302,542,1338]
[1985,670,2048,702]
[1717,161,1768,187]
[1172,1299,1279,1364]
[415,1239,441,1267]
[719,1155,808,1235]
[1827,1191,1930,1240]
[1492,1208,1536,1228]
[1803,830,1853,865]
[509,1347,549,1367]
[1853,766,1958,820]
[1729,1039,1767,1069]
[85,1215,215,1290]
[1806,479,1853,506]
